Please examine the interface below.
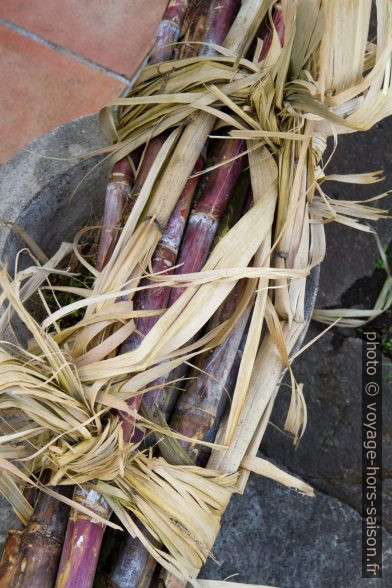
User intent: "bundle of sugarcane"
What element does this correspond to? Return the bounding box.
[1,0,391,586]
[0,3,197,586]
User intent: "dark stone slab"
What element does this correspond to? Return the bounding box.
[262,324,392,531]
[317,119,392,308]
[202,463,392,587]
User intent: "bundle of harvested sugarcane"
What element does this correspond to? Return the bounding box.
[1,1,391,586]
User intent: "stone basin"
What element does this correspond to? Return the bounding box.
[0,113,320,585]
[0,114,108,270]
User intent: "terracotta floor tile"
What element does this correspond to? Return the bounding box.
[1,0,168,77]
[0,24,123,163]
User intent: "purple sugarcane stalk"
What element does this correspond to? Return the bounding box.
[180,0,209,58]
[168,192,254,464]
[96,134,167,272]
[150,0,190,64]
[96,0,191,268]
[193,326,247,468]
[170,138,245,304]
[105,1,242,584]
[106,141,246,588]
[96,158,133,271]
[199,0,241,56]
[8,487,72,588]
[169,280,251,466]
[143,137,245,423]
[54,488,112,588]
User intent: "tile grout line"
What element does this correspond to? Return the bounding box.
[0,17,132,84]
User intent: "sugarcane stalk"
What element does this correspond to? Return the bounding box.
[96,159,133,271]
[166,188,253,454]
[54,488,114,588]
[96,0,192,269]
[96,134,168,272]
[96,0,195,272]
[120,152,205,442]
[199,0,241,57]
[181,0,237,59]
[106,152,247,588]
[131,157,204,342]
[102,523,158,588]
[180,1,209,58]
[0,488,34,586]
[169,279,252,466]
[104,3,243,585]
[8,487,72,588]
[150,0,190,64]
[170,138,245,305]
[142,137,246,424]
[193,327,246,468]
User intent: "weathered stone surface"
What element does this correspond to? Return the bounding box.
[0,113,108,266]
[0,113,109,343]
[262,324,392,531]
[202,462,392,587]
[0,497,17,556]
